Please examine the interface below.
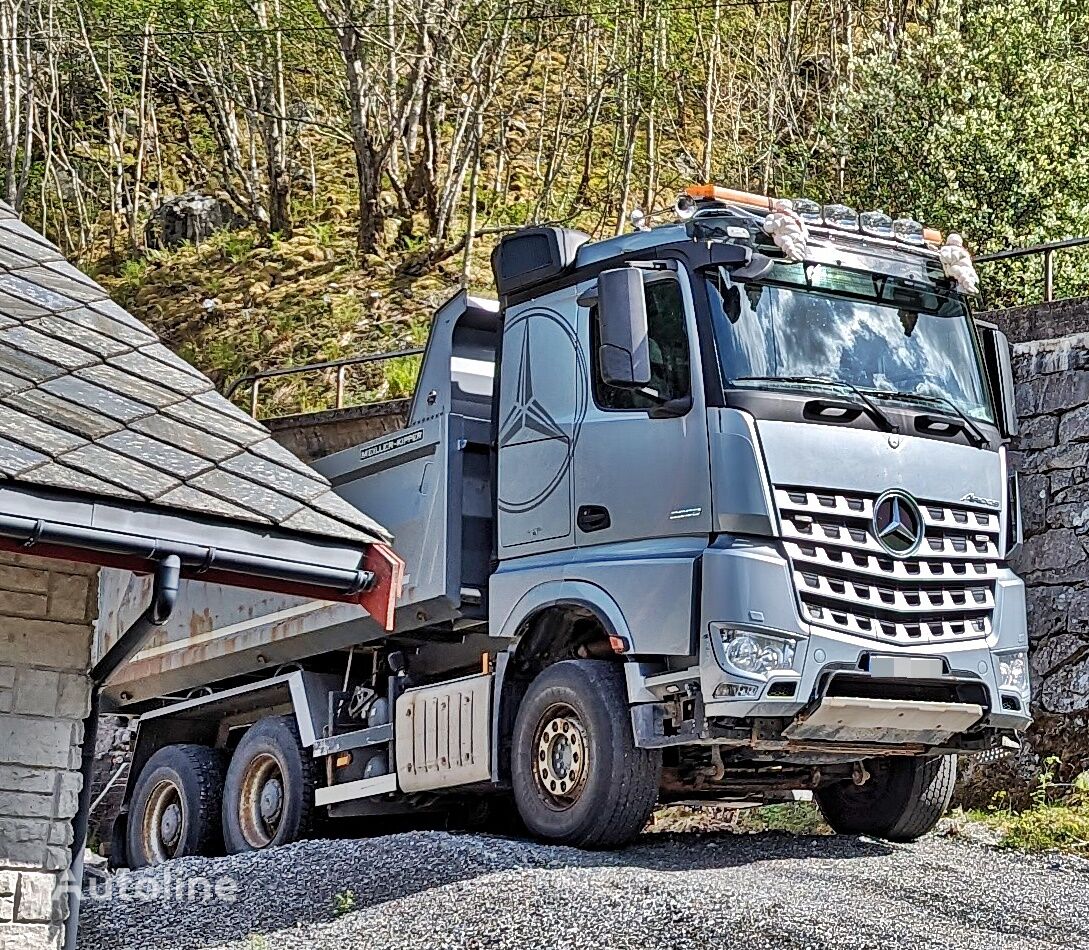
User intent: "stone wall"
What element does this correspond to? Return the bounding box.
[0,553,98,950]
[985,299,1089,790]
[265,398,410,462]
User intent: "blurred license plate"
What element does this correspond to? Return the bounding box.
[869,655,944,679]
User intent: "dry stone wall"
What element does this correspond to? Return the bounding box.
[990,300,1089,783]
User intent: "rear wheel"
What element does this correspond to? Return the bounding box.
[126,744,226,868]
[222,715,315,854]
[815,754,957,842]
[511,660,661,849]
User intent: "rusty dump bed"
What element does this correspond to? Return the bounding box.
[95,292,498,708]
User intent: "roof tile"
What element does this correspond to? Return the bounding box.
[131,414,239,461]
[110,348,213,396]
[77,364,185,409]
[41,375,154,423]
[0,273,79,312]
[56,444,182,499]
[0,287,50,321]
[30,314,131,358]
[0,370,33,398]
[162,402,266,447]
[156,484,272,524]
[0,435,49,476]
[20,461,141,499]
[63,305,156,348]
[4,389,123,440]
[0,221,61,261]
[0,404,87,456]
[189,468,305,522]
[0,342,65,383]
[281,507,372,543]
[220,452,328,502]
[0,326,98,370]
[100,429,212,479]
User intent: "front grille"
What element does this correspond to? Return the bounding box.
[774,485,1000,645]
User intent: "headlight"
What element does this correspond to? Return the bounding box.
[715,626,798,679]
[998,651,1029,695]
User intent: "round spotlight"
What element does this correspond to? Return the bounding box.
[822,203,859,231]
[892,218,926,245]
[675,194,696,220]
[860,210,894,237]
[792,198,822,222]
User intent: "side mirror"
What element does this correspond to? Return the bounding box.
[977,321,1019,438]
[596,268,651,388]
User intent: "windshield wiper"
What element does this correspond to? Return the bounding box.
[864,390,989,448]
[733,375,897,433]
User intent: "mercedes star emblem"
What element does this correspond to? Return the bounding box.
[872,490,924,557]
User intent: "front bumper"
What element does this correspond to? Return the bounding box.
[685,538,1031,741]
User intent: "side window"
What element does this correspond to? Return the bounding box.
[591,276,691,411]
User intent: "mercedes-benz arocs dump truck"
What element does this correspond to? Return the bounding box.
[97,185,1029,865]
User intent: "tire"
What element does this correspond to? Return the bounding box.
[815,754,958,842]
[126,744,226,869]
[222,715,316,855]
[511,660,662,849]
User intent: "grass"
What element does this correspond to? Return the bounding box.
[648,801,829,836]
[966,800,1089,853]
[961,758,1089,854]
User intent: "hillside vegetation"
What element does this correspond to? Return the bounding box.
[3,0,1089,414]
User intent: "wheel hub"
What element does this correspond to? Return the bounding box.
[239,753,286,849]
[159,802,182,846]
[143,780,185,864]
[535,709,588,805]
[260,778,283,822]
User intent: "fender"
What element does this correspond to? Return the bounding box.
[488,579,634,783]
[492,578,634,646]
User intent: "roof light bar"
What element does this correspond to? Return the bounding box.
[683,184,946,248]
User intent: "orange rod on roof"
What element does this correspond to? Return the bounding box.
[685,184,773,211]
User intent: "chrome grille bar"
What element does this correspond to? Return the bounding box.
[775,485,1000,646]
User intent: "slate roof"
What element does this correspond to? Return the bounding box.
[0,200,389,545]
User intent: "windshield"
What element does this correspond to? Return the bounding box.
[706,262,994,423]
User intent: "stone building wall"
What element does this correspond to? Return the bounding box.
[0,553,98,950]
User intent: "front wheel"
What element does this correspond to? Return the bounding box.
[815,754,957,842]
[511,660,661,849]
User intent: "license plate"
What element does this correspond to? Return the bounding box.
[869,655,944,679]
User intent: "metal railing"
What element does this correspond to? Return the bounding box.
[225,347,425,418]
[976,236,1089,305]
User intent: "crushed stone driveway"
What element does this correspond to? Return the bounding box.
[79,829,1089,950]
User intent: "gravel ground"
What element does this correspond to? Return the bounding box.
[79,829,1089,950]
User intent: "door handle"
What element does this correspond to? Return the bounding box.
[577,505,611,533]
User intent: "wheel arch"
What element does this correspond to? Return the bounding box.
[490,581,633,784]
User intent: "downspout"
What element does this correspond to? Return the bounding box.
[64,555,181,950]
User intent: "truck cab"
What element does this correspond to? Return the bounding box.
[106,187,1029,862]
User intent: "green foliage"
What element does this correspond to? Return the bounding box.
[331,889,357,917]
[969,756,1089,853]
[827,0,1089,305]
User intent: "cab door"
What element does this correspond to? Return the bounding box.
[573,265,712,546]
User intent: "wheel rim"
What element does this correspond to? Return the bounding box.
[238,753,286,849]
[143,780,186,864]
[532,703,589,810]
